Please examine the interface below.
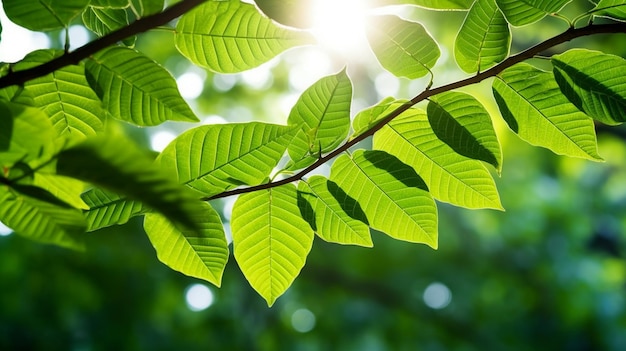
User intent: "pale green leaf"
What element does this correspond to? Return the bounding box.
[495,0,571,26]
[232,184,314,306]
[374,106,503,209]
[85,46,198,126]
[298,176,372,247]
[552,49,626,125]
[493,63,602,160]
[34,173,88,210]
[366,0,473,10]
[455,0,510,73]
[82,6,135,45]
[287,70,352,167]
[594,0,626,21]
[158,122,295,197]
[427,91,502,171]
[81,187,146,231]
[175,0,315,73]
[330,150,438,248]
[144,203,229,287]
[15,50,104,141]
[352,97,402,138]
[2,0,90,31]
[254,0,315,28]
[0,184,86,250]
[366,15,440,79]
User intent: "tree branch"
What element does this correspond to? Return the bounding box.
[207,22,626,201]
[0,0,207,90]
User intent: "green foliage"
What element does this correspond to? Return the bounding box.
[0,0,625,307]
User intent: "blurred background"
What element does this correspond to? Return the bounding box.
[1,1,625,350]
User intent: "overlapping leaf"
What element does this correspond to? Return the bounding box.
[287,70,352,169]
[2,0,90,31]
[352,97,404,137]
[495,0,571,26]
[175,0,315,73]
[85,46,198,126]
[493,63,602,160]
[144,203,229,287]
[80,187,145,231]
[366,0,473,10]
[365,15,440,79]
[232,184,314,306]
[594,0,626,21]
[298,176,372,247]
[0,184,86,250]
[455,0,510,73]
[90,0,128,8]
[131,0,164,16]
[34,173,88,210]
[374,106,502,210]
[330,150,438,247]
[82,6,135,46]
[427,91,502,172]
[552,49,626,125]
[15,50,104,142]
[158,123,295,197]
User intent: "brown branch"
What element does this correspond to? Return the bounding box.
[207,22,626,201]
[0,0,207,90]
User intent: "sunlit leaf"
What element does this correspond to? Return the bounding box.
[594,0,626,21]
[82,6,135,46]
[2,0,90,31]
[254,0,315,28]
[232,184,314,306]
[15,50,104,142]
[81,187,146,231]
[85,46,198,126]
[90,0,128,8]
[330,150,438,248]
[552,49,626,125]
[427,91,502,172]
[144,203,229,287]
[374,106,503,210]
[493,63,602,160]
[495,0,571,26]
[175,0,315,73]
[455,0,510,73]
[352,97,402,138]
[298,176,372,247]
[159,122,295,197]
[366,15,440,79]
[131,0,164,16]
[287,69,352,167]
[366,0,473,10]
[0,184,86,250]
[34,173,88,210]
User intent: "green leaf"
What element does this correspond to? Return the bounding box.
[427,91,502,172]
[90,0,129,8]
[455,0,510,73]
[374,106,503,210]
[0,100,55,168]
[254,0,315,28]
[365,15,440,79]
[81,187,146,231]
[2,0,90,31]
[175,0,315,73]
[15,50,104,142]
[287,70,352,167]
[85,46,198,126]
[552,49,626,125]
[352,97,402,138]
[232,184,314,306]
[56,132,202,231]
[330,150,438,248]
[493,63,602,160]
[495,0,571,26]
[594,0,626,21]
[158,122,295,197]
[297,176,372,247]
[82,6,135,46]
[131,0,164,16]
[0,184,86,250]
[144,203,229,287]
[33,173,88,210]
[366,0,473,10]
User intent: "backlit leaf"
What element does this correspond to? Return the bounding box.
[34,173,88,210]
[366,0,473,10]
[82,6,135,46]
[594,0,626,21]
[330,150,438,248]
[254,0,315,28]
[495,0,571,26]
[455,0,510,73]
[493,63,602,160]
[352,97,401,138]
[232,184,314,306]
[2,0,90,31]
[80,187,146,231]
[366,15,440,79]
[175,0,315,73]
[552,49,626,125]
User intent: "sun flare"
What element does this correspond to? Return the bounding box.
[309,0,369,57]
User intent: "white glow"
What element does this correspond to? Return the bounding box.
[177,72,204,99]
[310,0,369,57]
[213,74,237,92]
[0,7,50,62]
[423,282,452,309]
[202,115,228,125]
[286,48,332,91]
[291,308,316,333]
[0,221,12,236]
[240,61,274,90]
[66,25,90,51]
[222,196,237,221]
[150,130,176,152]
[374,71,400,98]
[185,284,214,311]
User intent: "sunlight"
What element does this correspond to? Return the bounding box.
[185,284,215,311]
[310,0,369,58]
